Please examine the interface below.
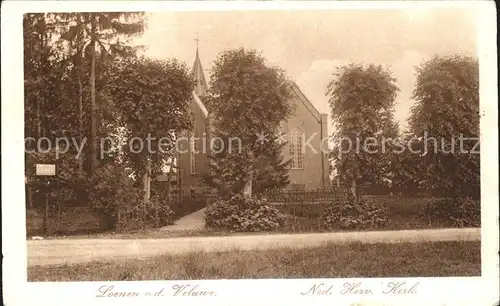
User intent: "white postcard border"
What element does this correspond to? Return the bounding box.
[2,1,498,306]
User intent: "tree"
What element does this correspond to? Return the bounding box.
[23,14,179,228]
[203,132,291,198]
[389,130,427,195]
[203,48,293,199]
[408,55,479,199]
[252,133,291,194]
[24,13,49,140]
[105,56,194,205]
[58,12,145,173]
[24,14,85,209]
[24,14,72,143]
[202,134,249,198]
[327,63,400,202]
[24,13,144,174]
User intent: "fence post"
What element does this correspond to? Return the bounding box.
[58,198,62,231]
[155,202,159,228]
[43,193,49,234]
[117,209,121,231]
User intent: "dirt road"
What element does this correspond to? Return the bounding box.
[27,228,480,266]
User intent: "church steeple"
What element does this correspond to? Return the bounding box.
[192,35,208,96]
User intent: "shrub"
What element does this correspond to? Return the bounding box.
[147,196,176,226]
[89,164,142,229]
[114,198,176,233]
[319,196,389,230]
[421,197,480,227]
[205,194,285,232]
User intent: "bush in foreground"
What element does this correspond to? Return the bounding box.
[147,196,176,226]
[421,197,480,227]
[205,194,285,232]
[113,196,176,232]
[89,164,143,229]
[319,196,389,230]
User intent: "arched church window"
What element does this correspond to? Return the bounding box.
[290,127,304,169]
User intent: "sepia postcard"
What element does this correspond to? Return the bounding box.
[2,1,498,305]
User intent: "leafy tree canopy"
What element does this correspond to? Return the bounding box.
[327,63,400,199]
[203,48,293,197]
[407,55,480,198]
[105,56,194,177]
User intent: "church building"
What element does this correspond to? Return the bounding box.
[174,48,330,192]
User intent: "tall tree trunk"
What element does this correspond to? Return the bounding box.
[243,150,254,199]
[90,14,99,172]
[143,158,152,205]
[36,30,43,139]
[27,184,33,208]
[43,193,49,234]
[36,95,41,138]
[147,159,152,201]
[165,157,173,201]
[350,179,359,203]
[243,178,252,199]
[74,16,85,173]
[243,168,253,199]
[77,68,84,173]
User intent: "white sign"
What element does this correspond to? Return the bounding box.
[35,164,56,176]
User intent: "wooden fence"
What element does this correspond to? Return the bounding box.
[116,203,149,232]
[263,188,342,204]
[262,188,342,232]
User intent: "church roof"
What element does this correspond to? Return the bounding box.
[189,49,325,124]
[289,81,323,123]
[192,91,209,118]
[192,48,208,96]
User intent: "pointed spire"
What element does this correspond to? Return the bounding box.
[192,33,208,96]
[195,32,200,53]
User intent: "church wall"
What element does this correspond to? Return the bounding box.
[178,96,210,192]
[282,93,328,189]
[179,93,329,191]
[180,92,329,192]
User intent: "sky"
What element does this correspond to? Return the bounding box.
[136,7,478,132]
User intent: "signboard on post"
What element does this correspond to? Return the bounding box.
[36,164,56,176]
[35,164,56,234]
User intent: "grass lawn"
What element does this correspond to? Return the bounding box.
[28,241,480,281]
